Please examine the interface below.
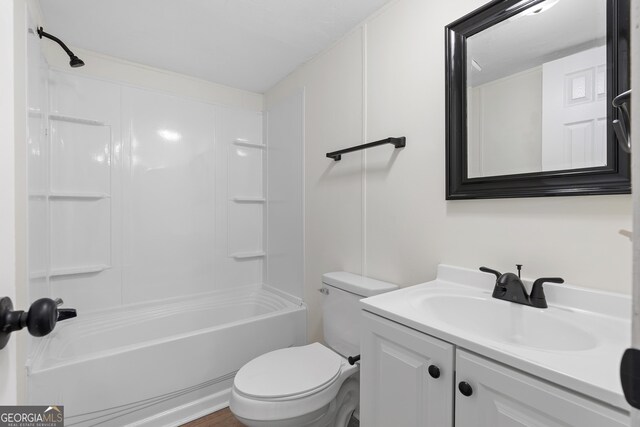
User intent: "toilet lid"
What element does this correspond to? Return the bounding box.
[234,343,343,399]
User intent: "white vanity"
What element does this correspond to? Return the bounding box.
[359,265,631,427]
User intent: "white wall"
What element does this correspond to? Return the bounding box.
[1,0,29,405]
[265,89,305,300]
[43,45,263,112]
[468,67,543,177]
[266,0,632,343]
[0,0,19,406]
[267,28,366,341]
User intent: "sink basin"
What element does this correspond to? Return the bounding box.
[412,294,598,351]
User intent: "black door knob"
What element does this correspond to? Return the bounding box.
[26,298,58,337]
[458,381,473,397]
[428,365,440,379]
[0,297,78,349]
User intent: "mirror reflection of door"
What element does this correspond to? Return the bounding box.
[466,0,607,178]
[542,46,607,171]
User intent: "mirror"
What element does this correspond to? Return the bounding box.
[445,0,630,199]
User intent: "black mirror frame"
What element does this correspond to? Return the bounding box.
[445,0,630,200]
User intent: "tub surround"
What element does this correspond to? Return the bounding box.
[360,265,631,412]
[41,71,267,313]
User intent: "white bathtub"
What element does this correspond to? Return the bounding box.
[27,286,307,426]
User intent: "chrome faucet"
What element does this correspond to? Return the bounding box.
[479,265,564,309]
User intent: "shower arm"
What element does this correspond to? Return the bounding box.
[37,27,75,58]
[37,27,84,68]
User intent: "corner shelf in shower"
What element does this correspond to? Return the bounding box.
[230,251,266,260]
[49,192,111,200]
[232,139,266,149]
[29,270,48,280]
[28,192,47,201]
[232,197,266,203]
[50,264,111,278]
[48,114,106,127]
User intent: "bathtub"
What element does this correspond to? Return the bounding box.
[27,286,307,426]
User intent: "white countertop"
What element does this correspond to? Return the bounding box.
[360,265,631,412]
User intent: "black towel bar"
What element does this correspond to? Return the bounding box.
[326,137,406,161]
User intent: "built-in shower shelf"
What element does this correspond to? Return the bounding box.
[28,108,43,119]
[231,251,266,260]
[49,192,111,200]
[29,193,47,201]
[49,114,106,127]
[50,264,111,278]
[232,139,266,149]
[29,271,47,280]
[232,197,265,203]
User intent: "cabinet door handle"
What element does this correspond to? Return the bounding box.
[428,364,440,379]
[458,381,473,397]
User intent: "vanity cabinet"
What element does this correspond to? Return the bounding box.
[361,312,629,427]
[360,312,454,427]
[455,350,628,427]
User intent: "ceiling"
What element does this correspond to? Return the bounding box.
[38,0,391,93]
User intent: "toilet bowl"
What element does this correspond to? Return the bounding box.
[229,272,398,427]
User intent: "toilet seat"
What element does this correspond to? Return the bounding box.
[234,343,343,400]
[230,343,359,424]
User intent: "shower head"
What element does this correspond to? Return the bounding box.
[37,27,85,68]
[69,55,85,68]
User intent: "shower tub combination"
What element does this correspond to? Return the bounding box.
[27,286,306,427]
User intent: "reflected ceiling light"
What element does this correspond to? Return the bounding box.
[524,0,560,15]
[507,0,559,22]
[506,0,536,12]
[157,129,182,142]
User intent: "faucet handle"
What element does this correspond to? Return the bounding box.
[479,266,501,280]
[530,277,564,308]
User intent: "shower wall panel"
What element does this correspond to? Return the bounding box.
[213,107,264,290]
[122,87,217,302]
[47,71,122,312]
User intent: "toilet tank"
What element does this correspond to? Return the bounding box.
[321,272,398,357]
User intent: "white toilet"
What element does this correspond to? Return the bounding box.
[229,272,398,427]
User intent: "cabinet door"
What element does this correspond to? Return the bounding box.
[455,350,629,427]
[360,312,454,427]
